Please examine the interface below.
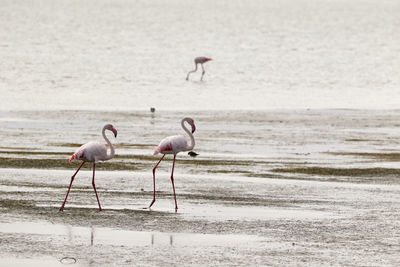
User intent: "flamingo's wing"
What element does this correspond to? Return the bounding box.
[73,142,107,162]
[154,135,188,155]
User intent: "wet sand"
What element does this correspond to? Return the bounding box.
[1,109,400,266]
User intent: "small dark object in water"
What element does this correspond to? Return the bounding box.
[150,107,155,113]
[188,151,199,157]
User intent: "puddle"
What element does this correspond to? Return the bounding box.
[0,257,72,267]
[0,221,263,247]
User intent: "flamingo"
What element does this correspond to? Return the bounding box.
[150,117,196,212]
[186,56,212,81]
[59,124,118,212]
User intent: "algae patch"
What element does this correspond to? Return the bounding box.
[0,157,146,171]
[344,139,376,142]
[0,199,35,210]
[328,152,400,161]
[0,153,256,171]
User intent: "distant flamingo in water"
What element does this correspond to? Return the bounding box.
[59,124,118,212]
[150,117,196,212]
[186,57,212,81]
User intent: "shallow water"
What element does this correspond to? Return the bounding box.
[0,221,263,247]
[1,0,399,110]
[1,109,400,266]
[1,165,400,266]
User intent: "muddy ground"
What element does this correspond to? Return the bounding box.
[1,109,400,266]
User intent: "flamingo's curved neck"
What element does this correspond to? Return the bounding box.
[102,127,115,160]
[181,119,195,151]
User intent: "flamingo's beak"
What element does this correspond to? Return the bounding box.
[112,128,118,138]
[191,124,196,133]
[69,154,75,163]
[206,57,212,62]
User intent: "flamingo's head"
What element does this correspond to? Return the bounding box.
[105,124,118,138]
[185,117,196,133]
[205,57,212,62]
[69,154,76,163]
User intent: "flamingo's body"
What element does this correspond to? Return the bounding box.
[150,117,196,212]
[70,141,110,162]
[154,135,190,155]
[59,124,117,212]
[186,56,212,81]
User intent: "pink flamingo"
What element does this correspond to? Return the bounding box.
[150,117,196,212]
[186,57,212,81]
[59,124,118,212]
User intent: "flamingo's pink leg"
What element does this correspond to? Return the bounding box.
[170,155,178,212]
[59,161,85,211]
[186,63,198,80]
[149,154,165,208]
[91,163,102,211]
[200,64,205,81]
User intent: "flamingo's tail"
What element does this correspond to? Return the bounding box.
[69,154,76,163]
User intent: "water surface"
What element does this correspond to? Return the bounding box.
[1,0,399,110]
